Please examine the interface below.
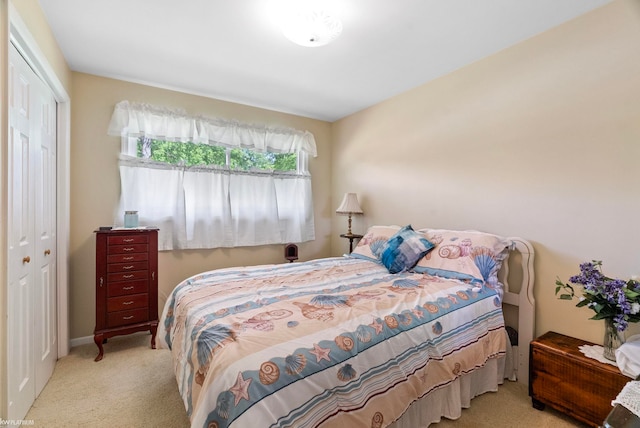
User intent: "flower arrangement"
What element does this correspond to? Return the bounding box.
[555,260,640,331]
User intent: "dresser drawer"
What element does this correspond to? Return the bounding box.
[107,308,149,328]
[107,261,148,273]
[108,234,148,245]
[107,293,148,312]
[107,280,148,297]
[107,243,148,255]
[107,252,148,264]
[107,270,149,283]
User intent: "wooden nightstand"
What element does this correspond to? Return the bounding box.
[530,331,630,427]
[340,233,363,253]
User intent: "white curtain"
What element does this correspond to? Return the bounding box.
[116,158,315,251]
[110,101,317,250]
[107,100,317,156]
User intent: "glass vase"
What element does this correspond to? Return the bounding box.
[603,318,625,361]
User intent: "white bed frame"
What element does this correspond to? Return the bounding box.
[500,237,536,386]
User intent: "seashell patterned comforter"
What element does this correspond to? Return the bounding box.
[159,256,507,428]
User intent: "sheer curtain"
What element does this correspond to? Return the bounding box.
[109,101,316,250]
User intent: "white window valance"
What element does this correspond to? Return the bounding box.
[107,100,317,157]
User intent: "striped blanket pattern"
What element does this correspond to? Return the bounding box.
[159,256,506,428]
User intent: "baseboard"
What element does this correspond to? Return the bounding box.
[70,335,94,348]
[70,331,152,349]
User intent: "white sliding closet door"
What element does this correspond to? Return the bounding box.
[7,43,58,420]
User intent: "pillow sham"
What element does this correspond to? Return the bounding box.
[414,228,513,289]
[380,225,435,274]
[349,225,401,262]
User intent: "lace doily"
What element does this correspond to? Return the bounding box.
[578,344,618,367]
[612,381,640,417]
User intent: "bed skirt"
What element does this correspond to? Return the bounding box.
[390,340,516,428]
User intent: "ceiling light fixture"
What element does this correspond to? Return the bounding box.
[281,9,342,47]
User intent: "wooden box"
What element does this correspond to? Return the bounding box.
[529,331,629,427]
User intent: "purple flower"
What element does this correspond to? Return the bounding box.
[556,260,640,332]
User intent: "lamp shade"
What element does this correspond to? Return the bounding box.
[336,193,363,215]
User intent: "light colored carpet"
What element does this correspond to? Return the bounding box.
[25,333,586,427]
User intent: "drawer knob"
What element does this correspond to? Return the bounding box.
[22,256,31,264]
[44,249,51,256]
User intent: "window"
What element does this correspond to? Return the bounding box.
[109,101,316,251]
[135,137,299,172]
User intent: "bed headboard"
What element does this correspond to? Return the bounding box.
[500,237,535,385]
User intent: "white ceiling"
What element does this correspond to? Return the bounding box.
[38,0,610,122]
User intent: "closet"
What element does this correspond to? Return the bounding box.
[6,42,58,419]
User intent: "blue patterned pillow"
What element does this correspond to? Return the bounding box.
[380,225,435,274]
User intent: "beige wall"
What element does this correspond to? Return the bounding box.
[331,0,640,345]
[8,0,640,347]
[9,0,72,90]
[70,74,333,339]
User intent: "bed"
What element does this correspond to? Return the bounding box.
[159,225,535,428]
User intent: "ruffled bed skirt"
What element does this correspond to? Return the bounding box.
[389,341,516,428]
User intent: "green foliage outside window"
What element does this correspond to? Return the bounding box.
[137,138,297,171]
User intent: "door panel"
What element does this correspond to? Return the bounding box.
[34,76,57,395]
[7,43,57,419]
[8,45,36,421]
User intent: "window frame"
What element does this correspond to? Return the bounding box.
[122,137,308,174]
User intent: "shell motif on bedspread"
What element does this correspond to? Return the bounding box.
[368,237,387,258]
[438,238,472,258]
[384,315,399,329]
[292,302,335,322]
[337,364,357,381]
[335,334,355,351]
[436,297,451,309]
[471,247,498,282]
[387,278,421,293]
[423,302,439,314]
[456,290,470,300]
[259,361,280,385]
[397,312,413,326]
[432,321,443,335]
[215,391,233,420]
[195,325,237,385]
[285,354,307,376]
[309,294,351,308]
[196,325,236,367]
[356,325,373,343]
[371,412,384,428]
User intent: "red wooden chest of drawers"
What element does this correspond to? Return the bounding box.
[93,228,159,361]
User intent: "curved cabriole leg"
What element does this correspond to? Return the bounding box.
[150,324,158,349]
[94,333,105,361]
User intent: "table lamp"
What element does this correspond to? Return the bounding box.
[336,193,363,235]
